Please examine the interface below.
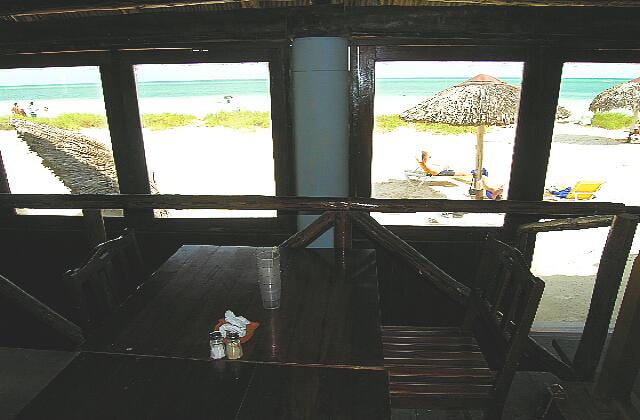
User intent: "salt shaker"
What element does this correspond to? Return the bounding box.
[225,332,243,360]
[209,331,225,360]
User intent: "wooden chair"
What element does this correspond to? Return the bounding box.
[382,236,545,419]
[63,228,145,329]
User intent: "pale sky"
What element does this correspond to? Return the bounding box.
[0,61,639,86]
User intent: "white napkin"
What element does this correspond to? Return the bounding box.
[218,310,251,338]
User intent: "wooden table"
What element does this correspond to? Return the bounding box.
[17,247,390,419]
[82,246,383,367]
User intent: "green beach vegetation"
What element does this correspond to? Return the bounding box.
[375,114,478,135]
[13,113,107,130]
[0,116,12,130]
[6,111,273,132]
[590,112,632,130]
[141,113,197,130]
[203,111,270,130]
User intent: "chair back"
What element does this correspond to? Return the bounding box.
[464,236,544,407]
[63,229,144,329]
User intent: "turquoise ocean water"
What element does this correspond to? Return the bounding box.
[0,77,629,102]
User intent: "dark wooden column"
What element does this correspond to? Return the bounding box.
[269,47,296,231]
[349,46,375,198]
[503,48,563,242]
[100,52,153,225]
[0,149,16,217]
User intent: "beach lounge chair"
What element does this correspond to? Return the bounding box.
[404,158,456,183]
[546,180,604,200]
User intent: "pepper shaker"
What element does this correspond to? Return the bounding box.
[225,332,243,360]
[209,331,225,360]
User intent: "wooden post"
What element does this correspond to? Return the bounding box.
[334,211,352,250]
[593,252,640,400]
[572,213,638,380]
[82,209,106,250]
[473,125,485,199]
[100,52,153,226]
[503,48,563,240]
[349,46,375,198]
[0,149,16,218]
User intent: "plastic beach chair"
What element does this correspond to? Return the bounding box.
[546,180,604,200]
[404,158,455,182]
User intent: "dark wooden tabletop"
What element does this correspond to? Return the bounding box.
[82,246,384,368]
[17,352,390,420]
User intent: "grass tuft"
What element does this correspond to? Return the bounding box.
[203,111,271,130]
[375,114,479,135]
[141,113,198,130]
[13,113,107,130]
[375,115,407,133]
[0,115,12,130]
[590,112,632,130]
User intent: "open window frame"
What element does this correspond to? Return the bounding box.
[0,44,296,239]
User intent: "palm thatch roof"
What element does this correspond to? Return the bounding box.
[399,74,520,127]
[589,77,640,112]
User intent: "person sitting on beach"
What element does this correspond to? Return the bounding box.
[11,102,20,115]
[418,150,462,176]
[483,178,505,200]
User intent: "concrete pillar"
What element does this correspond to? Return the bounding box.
[292,37,349,248]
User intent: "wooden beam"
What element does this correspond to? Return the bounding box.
[594,253,640,403]
[4,0,640,19]
[100,53,153,225]
[572,213,639,381]
[503,47,563,241]
[0,149,16,217]
[278,211,335,248]
[4,7,640,54]
[0,193,631,215]
[517,215,614,235]
[2,1,241,17]
[351,211,470,305]
[349,45,375,198]
[0,274,85,345]
[82,209,106,250]
[374,45,528,62]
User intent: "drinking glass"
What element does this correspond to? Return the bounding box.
[256,247,281,309]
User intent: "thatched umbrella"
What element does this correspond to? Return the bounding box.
[400,74,520,199]
[590,77,640,132]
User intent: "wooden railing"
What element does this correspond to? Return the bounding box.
[0,193,635,215]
